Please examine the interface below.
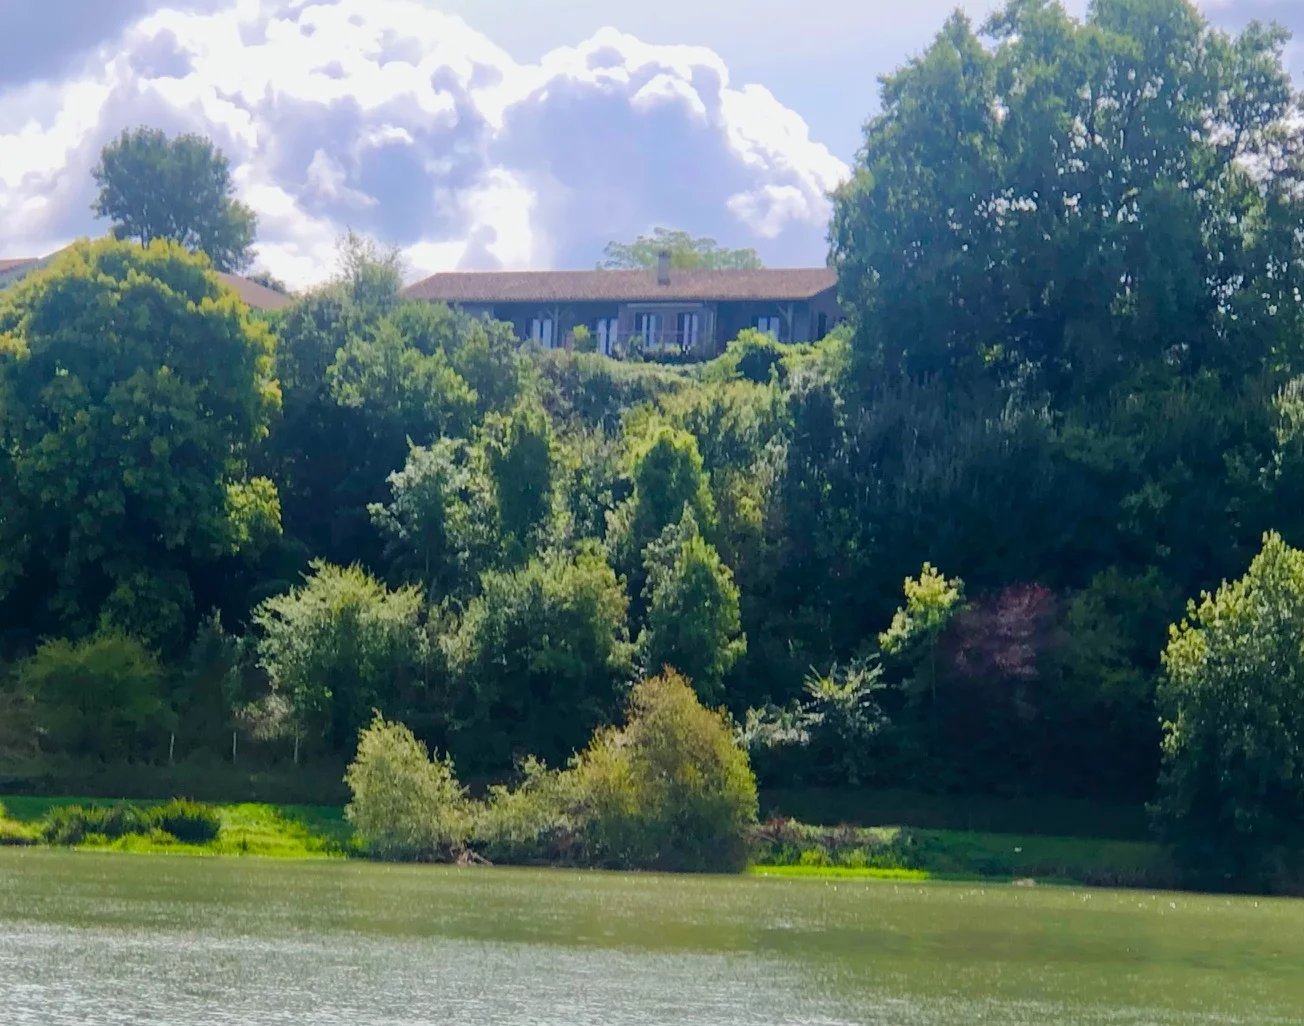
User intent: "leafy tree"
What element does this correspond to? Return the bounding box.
[446,545,633,770]
[638,509,745,703]
[0,239,280,646]
[369,439,493,599]
[830,1,1304,394]
[345,713,470,860]
[1156,532,1304,890]
[481,398,556,562]
[92,127,258,272]
[335,230,404,316]
[16,632,166,759]
[252,562,426,752]
[599,227,762,271]
[608,423,716,576]
[574,670,758,871]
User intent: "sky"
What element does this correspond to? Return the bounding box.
[0,0,1300,289]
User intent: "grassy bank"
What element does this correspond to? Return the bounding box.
[749,819,1175,889]
[2,792,1177,889]
[0,796,352,857]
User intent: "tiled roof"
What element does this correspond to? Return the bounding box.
[402,267,838,304]
[216,272,292,311]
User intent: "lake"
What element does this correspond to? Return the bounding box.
[1,849,1302,1025]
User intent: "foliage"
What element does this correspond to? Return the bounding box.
[599,227,762,271]
[16,633,166,760]
[0,238,280,646]
[148,798,222,844]
[637,509,745,703]
[879,564,966,658]
[40,802,154,845]
[446,545,633,769]
[253,562,426,751]
[481,397,556,562]
[92,127,257,272]
[1156,533,1304,891]
[344,713,470,860]
[474,758,585,865]
[573,670,758,871]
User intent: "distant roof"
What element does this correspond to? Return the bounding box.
[0,252,291,311]
[402,267,838,305]
[216,272,292,311]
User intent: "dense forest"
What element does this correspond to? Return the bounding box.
[4,0,1304,886]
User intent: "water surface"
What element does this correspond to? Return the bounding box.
[1,849,1301,1024]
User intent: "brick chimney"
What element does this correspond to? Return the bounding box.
[657,249,671,286]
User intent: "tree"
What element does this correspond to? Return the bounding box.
[830,2,1304,395]
[0,239,280,647]
[574,670,758,871]
[92,127,258,272]
[599,227,762,271]
[608,423,716,577]
[446,545,634,770]
[369,439,494,599]
[481,398,556,563]
[638,509,745,704]
[345,713,470,860]
[252,562,426,752]
[16,632,166,760]
[1156,532,1304,891]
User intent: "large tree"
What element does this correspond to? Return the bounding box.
[0,239,280,647]
[830,0,1304,397]
[600,227,762,271]
[92,127,259,272]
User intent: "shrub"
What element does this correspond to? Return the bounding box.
[149,799,221,844]
[574,670,758,872]
[474,758,584,865]
[344,713,470,860]
[40,803,153,845]
[1156,532,1304,891]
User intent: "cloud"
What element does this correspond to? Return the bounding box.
[0,0,848,287]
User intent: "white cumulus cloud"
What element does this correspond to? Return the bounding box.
[0,0,849,288]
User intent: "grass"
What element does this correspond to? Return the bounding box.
[750,819,1175,889]
[0,795,355,858]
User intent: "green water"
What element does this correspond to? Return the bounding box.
[1,850,1302,1024]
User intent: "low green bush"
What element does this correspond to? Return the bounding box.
[474,758,583,865]
[149,799,221,843]
[40,803,153,845]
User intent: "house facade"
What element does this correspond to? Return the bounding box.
[401,257,840,358]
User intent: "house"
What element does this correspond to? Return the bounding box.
[0,251,293,312]
[401,253,840,357]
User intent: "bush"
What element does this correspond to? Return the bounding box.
[1156,532,1304,891]
[40,803,153,845]
[149,799,221,844]
[344,713,470,860]
[574,670,758,872]
[474,758,584,865]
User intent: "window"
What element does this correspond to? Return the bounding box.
[530,317,554,348]
[637,312,660,347]
[756,315,782,339]
[816,312,828,340]
[595,317,619,355]
[677,312,700,351]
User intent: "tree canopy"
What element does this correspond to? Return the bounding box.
[92,127,259,272]
[599,227,763,271]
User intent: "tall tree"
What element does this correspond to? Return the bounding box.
[600,227,762,271]
[0,239,280,647]
[830,1,1304,396]
[92,127,258,272]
